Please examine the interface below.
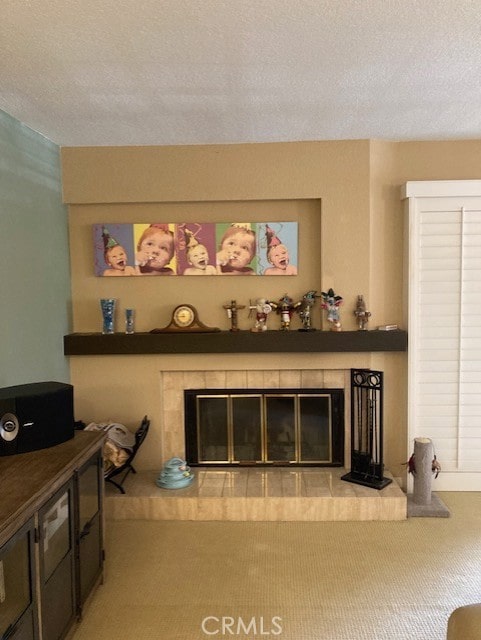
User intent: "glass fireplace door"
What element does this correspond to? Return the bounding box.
[299,394,332,462]
[197,396,229,463]
[197,395,263,463]
[265,395,296,462]
[188,389,343,466]
[232,395,262,463]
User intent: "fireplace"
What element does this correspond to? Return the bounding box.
[184,388,344,466]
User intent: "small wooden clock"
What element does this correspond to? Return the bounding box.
[151,304,220,333]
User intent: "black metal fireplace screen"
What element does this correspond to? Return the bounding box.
[184,388,344,466]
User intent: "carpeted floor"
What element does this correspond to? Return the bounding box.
[71,492,481,640]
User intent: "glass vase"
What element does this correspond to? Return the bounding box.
[100,298,116,334]
[125,308,135,334]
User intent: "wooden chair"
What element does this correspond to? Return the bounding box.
[104,415,150,494]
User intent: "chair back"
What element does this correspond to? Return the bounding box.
[133,415,150,456]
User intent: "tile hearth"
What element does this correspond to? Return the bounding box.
[104,467,406,522]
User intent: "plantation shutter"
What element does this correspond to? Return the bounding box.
[403,182,481,490]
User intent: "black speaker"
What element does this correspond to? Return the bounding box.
[0,382,75,456]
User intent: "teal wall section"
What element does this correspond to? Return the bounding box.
[0,109,71,387]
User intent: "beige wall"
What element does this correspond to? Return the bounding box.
[62,139,481,478]
[63,140,373,333]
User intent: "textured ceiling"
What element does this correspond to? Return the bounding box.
[2,0,481,147]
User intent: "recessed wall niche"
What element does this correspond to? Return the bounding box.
[71,198,322,333]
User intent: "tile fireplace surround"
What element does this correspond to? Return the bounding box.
[103,365,407,522]
[161,367,351,464]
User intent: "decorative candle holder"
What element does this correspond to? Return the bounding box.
[100,298,116,334]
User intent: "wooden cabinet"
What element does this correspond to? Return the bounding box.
[38,481,76,640]
[0,518,38,640]
[75,451,103,611]
[0,431,105,640]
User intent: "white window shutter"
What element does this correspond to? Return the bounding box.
[404,183,481,490]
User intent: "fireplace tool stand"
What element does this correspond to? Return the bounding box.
[342,369,392,490]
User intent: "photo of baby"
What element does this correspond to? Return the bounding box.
[93,224,137,276]
[177,224,217,275]
[262,223,298,275]
[134,223,176,275]
[93,221,298,276]
[216,223,257,275]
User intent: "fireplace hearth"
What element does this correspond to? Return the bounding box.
[184,388,344,467]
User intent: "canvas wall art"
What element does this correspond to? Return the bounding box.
[92,222,298,276]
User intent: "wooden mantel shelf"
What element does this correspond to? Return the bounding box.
[64,330,407,356]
